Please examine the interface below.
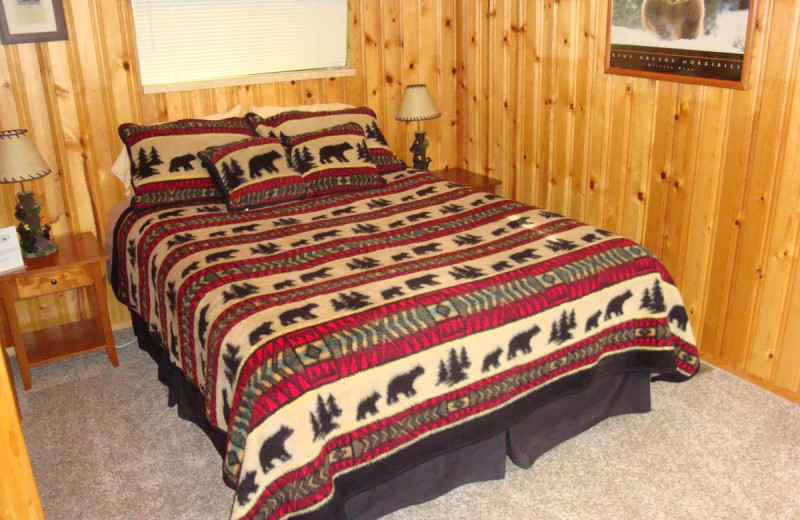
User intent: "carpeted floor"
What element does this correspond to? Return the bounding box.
[11,328,800,520]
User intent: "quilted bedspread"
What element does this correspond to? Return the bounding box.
[111,169,699,520]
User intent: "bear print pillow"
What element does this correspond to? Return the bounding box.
[118,118,257,209]
[245,107,407,175]
[282,123,384,197]
[197,137,307,212]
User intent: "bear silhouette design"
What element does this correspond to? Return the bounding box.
[319,142,353,163]
[300,267,332,283]
[508,324,541,360]
[313,230,340,242]
[482,348,503,372]
[237,471,258,506]
[668,305,689,331]
[510,248,541,264]
[381,286,404,300]
[406,274,439,291]
[279,303,319,326]
[605,290,633,320]
[643,0,704,41]
[356,392,382,420]
[386,366,425,404]
[169,153,196,172]
[259,425,294,473]
[248,150,283,178]
[585,310,602,332]
[232,223,258,234]
[205,249,236,263]
[249,321,275,346]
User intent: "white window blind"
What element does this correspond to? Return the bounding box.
[131,0,348,91]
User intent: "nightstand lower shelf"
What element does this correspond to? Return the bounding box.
[24,319,108,366]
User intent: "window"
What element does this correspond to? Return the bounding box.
[131,0,351,93]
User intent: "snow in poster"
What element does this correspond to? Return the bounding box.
[605,0,757,89]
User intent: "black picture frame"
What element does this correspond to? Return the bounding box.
[605,0,757,90]
[0,0,67,45]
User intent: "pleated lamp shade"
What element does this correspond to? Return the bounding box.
[0,129,52,184]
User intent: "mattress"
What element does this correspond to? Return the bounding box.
[111,168,698,520]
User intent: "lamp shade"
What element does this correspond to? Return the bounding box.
[0,129,51,184]
[396,84,441,121]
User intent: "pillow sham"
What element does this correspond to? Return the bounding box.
[282,123,384,197]
[110,105,244,196]
[118,117,256,209]
[197,137,306,212]
[245,107,407,175]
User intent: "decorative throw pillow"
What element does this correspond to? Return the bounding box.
[110,105,244,196]
[118,117,257,209]
[197,137,306,212]
[245,107,407,175]
[282,123,384,197]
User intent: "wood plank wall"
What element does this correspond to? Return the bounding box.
[0,0,460,330]
[0,0,798,402]
[457,0,800,402]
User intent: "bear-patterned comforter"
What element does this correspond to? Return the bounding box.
[111,169,699,520]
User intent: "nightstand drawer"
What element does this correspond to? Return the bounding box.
[15,265,92,299]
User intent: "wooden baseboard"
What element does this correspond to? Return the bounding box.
[701,355,800,404]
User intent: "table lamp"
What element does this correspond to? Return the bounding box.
[396,84,441,171]
[0,129,57,258]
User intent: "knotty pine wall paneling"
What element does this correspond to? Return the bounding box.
[456,0,800,401]
[1,0,798,402]
[0,0,459,335]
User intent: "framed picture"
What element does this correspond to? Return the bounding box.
[605,0,757,89]
[0,0,67,45]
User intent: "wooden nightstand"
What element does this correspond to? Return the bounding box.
[435,167,502,194]
[0,232,118,390]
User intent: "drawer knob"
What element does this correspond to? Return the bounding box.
[50,279,57,285]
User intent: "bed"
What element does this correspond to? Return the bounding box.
[109,107,698,520]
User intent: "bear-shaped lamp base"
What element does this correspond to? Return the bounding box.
[14,191,57,258]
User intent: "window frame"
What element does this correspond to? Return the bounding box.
[129,0,355,95]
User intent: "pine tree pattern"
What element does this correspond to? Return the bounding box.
[331,291,371,311]
[292,146,316,174]
[352,223,380,234]
[356,140,373,162]
[148,146,163,167]
[436,347,472,386]
[347,257,381,270]
[440,204,464,215]
[310,394,342,441]
[222,344,242,385]
[225,159,247,190]
[546,238,578,252]
[250,242,281,255]
[367,198,392,209]
[449,265,485,280]
[365,121,389,145]
[453,234,483,246]
[134,147,160,179]
[548,310,577,344]
[640,280,667,313]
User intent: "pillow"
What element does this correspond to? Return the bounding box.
[282,123,384,197]
[118,117,257,209]
[197,137,306,212]
[110,105,244,196]
[248,103,353,118]
[245,107,406,175]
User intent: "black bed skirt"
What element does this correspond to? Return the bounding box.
[130,311,651,520]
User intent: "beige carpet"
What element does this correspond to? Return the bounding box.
[12,329,800,520]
